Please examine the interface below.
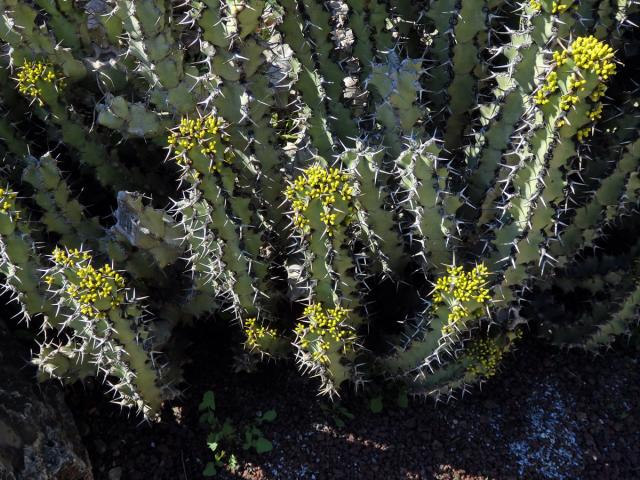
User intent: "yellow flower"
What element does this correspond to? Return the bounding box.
[467,338,504,378]
[51,248,128,318]
[15,60,62,106]
[433,264,491,330]
[167,114,227,166]
[285,165,355,236]
[243,317,280,350]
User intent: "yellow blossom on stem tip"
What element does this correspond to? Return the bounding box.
[0,186,18,217]
[467,338,504,378]
[244,317,279,350]
[49,249,126,319]
[294,303,355,365]
[433,264,491,333]
[167,115,231,169]
[285,165,355,237]
[15,60,62,106]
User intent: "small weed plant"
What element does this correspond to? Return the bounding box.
[199,390,276,477]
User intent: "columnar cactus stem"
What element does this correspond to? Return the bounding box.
[381,264,492,379]
[551,136,640,265]
[539,235,640,348]
[115,0,198,114]
[278,0,335,157]
[33,338,98,383]
[285,164,366,392]
[21,153,103,248]
[44,248,178,417]
[441,0,489,153]
[34,0,91,53]
[294,0,359,146]
[423,0,459,117]
[366,53,426,157]
[0,184,58,324]
[395,145,455,275]
[341,149,407,276]
[484,36,617,291]
[168,115,272,321]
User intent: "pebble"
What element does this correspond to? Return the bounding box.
[108,467,122,480]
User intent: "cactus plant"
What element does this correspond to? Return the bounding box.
[0,0,638,417]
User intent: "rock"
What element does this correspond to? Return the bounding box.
[108,467,122,480]
[0,321,93,480]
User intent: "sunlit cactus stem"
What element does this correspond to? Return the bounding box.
[43,247,178,417]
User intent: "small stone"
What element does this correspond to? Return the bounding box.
[108,466,122,480]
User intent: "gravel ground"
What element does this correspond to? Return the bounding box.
[69,324,640,480]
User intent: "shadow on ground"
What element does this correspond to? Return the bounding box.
[69,321,640,480]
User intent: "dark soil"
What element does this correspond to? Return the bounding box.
[68,321,640,480]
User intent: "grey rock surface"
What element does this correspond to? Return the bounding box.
[0,321,93,480]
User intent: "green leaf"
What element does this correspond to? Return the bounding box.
[220,419,235,438]
[200,411,218,426]
[254,437,273,454]
[207,441,219,452]
[262,409,277,422]
[334,416,345,428]
[199,391,216,411]
[370,396,383,413]
[228,454,239,473]
[203,462,217,476]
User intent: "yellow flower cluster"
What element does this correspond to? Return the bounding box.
[576,126,592,142]
[534,37,616,142]
[244,317,278,350]
[559,93,579,111]
[433,264,491,305]
[167,116,227,168]
[0,186,18,215]
[551,0,569,13]
[534,71,558,106]
[52,247,90,267]
[284,165,354,236]
[567,74,586,92]
[300,303,351,342]
[529,0,572,14]
[570,36,617,79]
[529,0,542,11]
[49,248,126,318]
[467,338,504,379]
[433,264,491,332]
[537,37,615,105]
[15,60,60,106]
[294,304,354,366]
[552,50,568,66]
[588,103,604,121]
[590,83,607,102]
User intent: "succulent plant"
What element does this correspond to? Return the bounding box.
[0,0,638,417]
